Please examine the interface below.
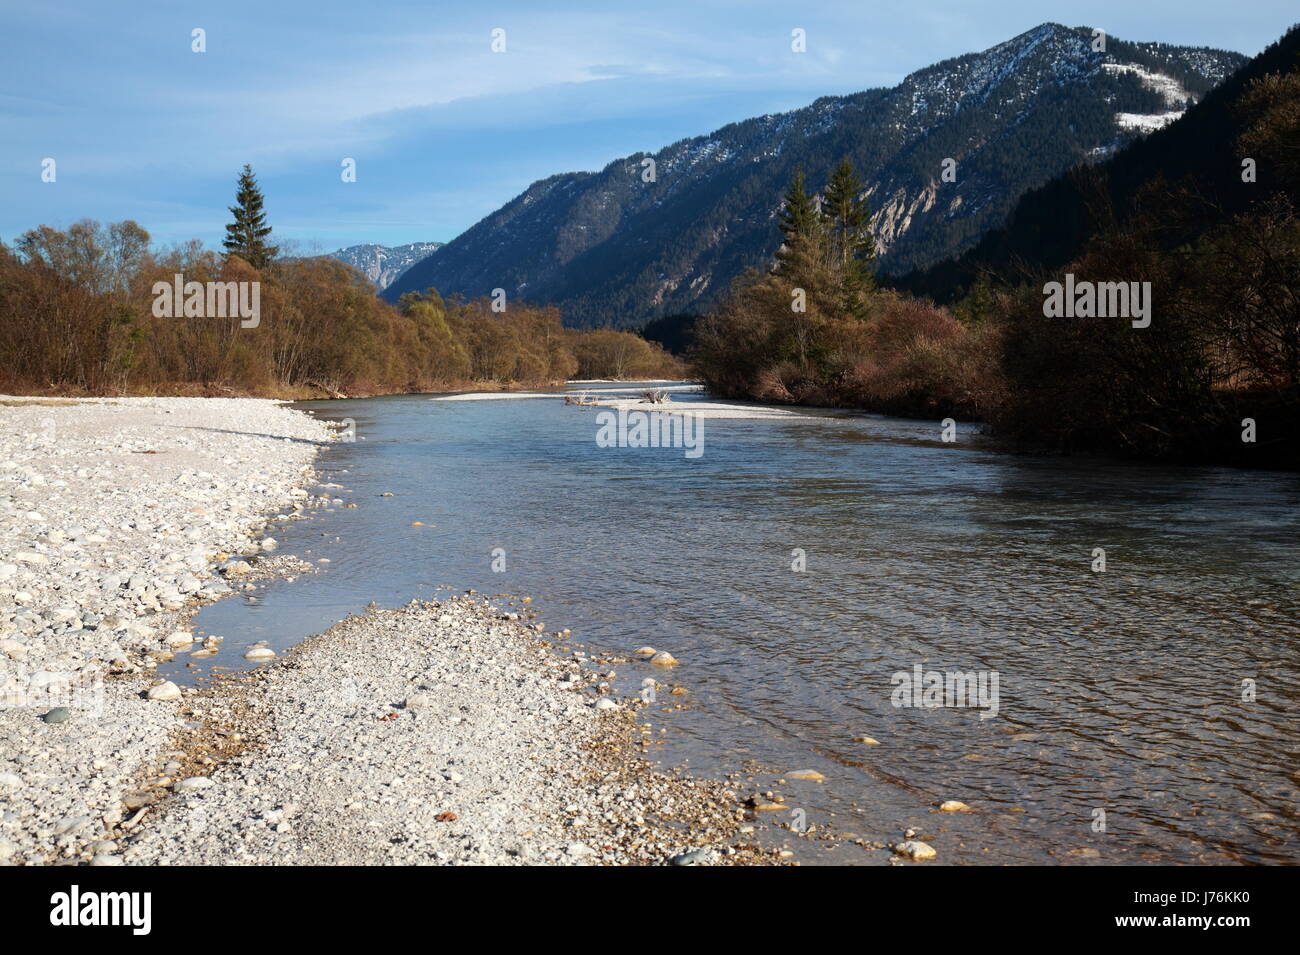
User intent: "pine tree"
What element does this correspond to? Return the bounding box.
[223,165,278,269]
[821,158,876,316]
[775,167,822,278]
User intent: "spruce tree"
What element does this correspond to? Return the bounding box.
[223,164,278,269]
[775,167,822,278]
[821,158,876,315]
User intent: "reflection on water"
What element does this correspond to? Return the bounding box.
[175,385,1300,865]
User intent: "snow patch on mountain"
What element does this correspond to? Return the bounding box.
[1103,62,1192,133]
[1102,62,1193,106]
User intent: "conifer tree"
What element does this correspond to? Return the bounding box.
[821,158,876,315]
[776,167,822,278]
[223,164,278,269]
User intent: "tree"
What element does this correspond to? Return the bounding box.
[821,157,876,315]
[775,167,822,278]
[223,164,278,269]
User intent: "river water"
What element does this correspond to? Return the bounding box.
[178,383,1300,865]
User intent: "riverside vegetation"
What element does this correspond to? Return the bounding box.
[691,28,1300,467]
[0,168,680,399]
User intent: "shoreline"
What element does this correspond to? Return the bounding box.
[0,396,771,866]
[0,378,704,404]
[118,598,772,865]
[0,396,332,865]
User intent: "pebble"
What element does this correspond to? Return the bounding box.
[894,840,937,861]
[938,800,972,812]
[244,647,276,661]
[42,707,71,724]
[788,769,826,782]
[649,651,679,668]
[670,848,717,866]
[146,681,182,701]
[54,815,91,835]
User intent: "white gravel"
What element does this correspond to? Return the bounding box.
[116,598,763,865]
[0,397,765,866]
[0,397,331,865]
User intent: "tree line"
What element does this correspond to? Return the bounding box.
[0,167,679,396]
[690,38,1299,470]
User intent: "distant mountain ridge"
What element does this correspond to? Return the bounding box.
[325,242,443,290]
[385,23,1244,327]
[896,23,1300,303]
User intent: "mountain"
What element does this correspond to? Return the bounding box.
[327,242,443,290]
[385,23,1244,327]
[895,24,1300,304]
[938,23,1300,465]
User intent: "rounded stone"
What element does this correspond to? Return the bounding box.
[670,848,717,866]
[789,769,826,782]
[894,840,937,861]
[146,680,182,701]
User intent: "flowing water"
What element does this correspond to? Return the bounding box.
[172,383,1300,865]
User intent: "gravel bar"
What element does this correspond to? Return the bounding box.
[0,397,769,866]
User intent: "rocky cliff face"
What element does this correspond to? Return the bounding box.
[328,242,443,290]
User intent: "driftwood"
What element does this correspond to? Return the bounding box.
[304,379,349,399]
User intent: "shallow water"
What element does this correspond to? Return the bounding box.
[175,384,1300,865]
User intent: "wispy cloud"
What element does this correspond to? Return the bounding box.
[1,0,1291,249]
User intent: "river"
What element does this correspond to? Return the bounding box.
[175,382,1300,865]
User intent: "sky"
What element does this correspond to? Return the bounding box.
[1,1,1295,253]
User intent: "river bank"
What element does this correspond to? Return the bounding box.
[0,396,770,866]
[0,397,332,864]
[0,379,577,402]
[115,598,770,865]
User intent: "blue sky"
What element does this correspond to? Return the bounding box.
[1,1,1294,253]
